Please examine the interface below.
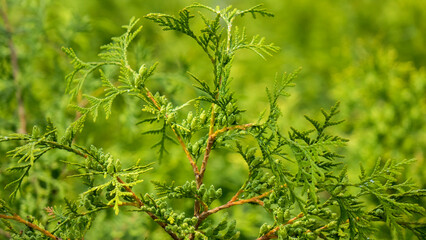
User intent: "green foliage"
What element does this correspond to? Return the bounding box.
[1,2,425,240]
[331,47,426,181]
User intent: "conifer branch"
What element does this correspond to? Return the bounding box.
[0,214,58,239]
[2,133,179,239]
[66,146,180,239]
[1,4,424,240]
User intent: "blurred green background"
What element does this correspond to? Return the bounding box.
[1,0,425,239]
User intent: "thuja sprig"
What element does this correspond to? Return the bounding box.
[1,3,424,240]
[145,5,280,224]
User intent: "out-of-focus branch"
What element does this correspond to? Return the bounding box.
[1,0,27,134]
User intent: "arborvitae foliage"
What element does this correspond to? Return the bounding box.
[1,3,425,240]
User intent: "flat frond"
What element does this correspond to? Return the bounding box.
[145,10,195,38]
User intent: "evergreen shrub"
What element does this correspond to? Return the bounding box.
[1,3,424,240]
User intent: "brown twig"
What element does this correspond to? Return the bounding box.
[116,174,179,240]
[0,214,58,239]
[198,123,255,185]
[193,104,218,217]
[188,189,272,240]
[116,177,144,207]
[1,0,27,134]
[145,89,200,176]
[201,190,272,220]
[257,212,305,240]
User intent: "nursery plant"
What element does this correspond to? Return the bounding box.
[1,3,425,240]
